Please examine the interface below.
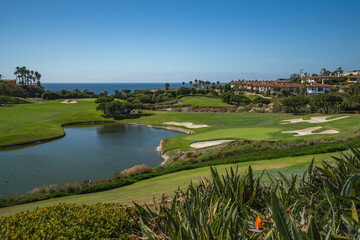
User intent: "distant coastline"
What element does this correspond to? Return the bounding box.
[42,82,195,94]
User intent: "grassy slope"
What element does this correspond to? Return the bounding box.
[177,96,234,107]
[0,151,339,217]
[1,100,359,149]
[123,111,360,150]
[0,99,108,146]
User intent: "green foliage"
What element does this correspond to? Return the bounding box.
[176,87,196,96]
[135,146,360,239]
[95,95,114,103]
[252,96,271,106]
[0,96,30,105]
[221,92,251,106]
[41,90,60,99]
[0,81,43,98]
[311,93,343,114]
[343,84,360,111]
[96,100,135,118]
[57,88,96,98]
[177,96,233,107]
[324,77,347,85]
[282,96,309,114]
[0,203,139,239]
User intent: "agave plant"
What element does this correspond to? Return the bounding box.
[133,145,360,239]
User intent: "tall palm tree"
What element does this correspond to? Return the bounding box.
[164,83,170,90]
[20,66,27,85]
[337,67,343,76]
[26,69,31,85]
[0,74,2,80]
[320,68,327,76]
[189,81,193,86]
[35,72,41,86]
[14,66,20,84]
[182,82,185,86]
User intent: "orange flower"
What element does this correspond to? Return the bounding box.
[255,216,264,229]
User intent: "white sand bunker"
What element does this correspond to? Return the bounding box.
[60,100,78,104]
[190,140,234,149]
[163,122,209,128]
[282,127,339,136]
[282,116,348,124]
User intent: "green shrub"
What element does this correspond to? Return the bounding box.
[0,203,139,239]
[41,90,60,99]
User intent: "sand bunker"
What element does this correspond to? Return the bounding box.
[282,116,348,124]
[163,122,209,128]
[60,100,78,104]
[282,127,339,136]
[190,140,234,149]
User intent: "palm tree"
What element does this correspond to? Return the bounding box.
[165,83,170,90]
[26,69,31,85]
[189,81,193,86]
[0,74,2,80]
[320,68,327,76]
[14,66,20,84]
[205,81,210,88]
[182,82,185,86]
[337,67,343,76]
[34,71,41,85]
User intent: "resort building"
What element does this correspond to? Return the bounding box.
[341,70,360,77]
[229,80,347,95]
[230,80,303,94]
[306,83,332,95]
[347,75,360,83]
[301,75,341,84]
[0,79,16,84]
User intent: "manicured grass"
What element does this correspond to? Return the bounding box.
[1,101,359,149]
[124,111,360,150]
[183,127,281,141]
[244,94,259,101]
[0,151,339,217]
[177,96,233,107]
[0,99,108,146]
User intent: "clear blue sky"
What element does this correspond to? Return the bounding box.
[1,0,359,83]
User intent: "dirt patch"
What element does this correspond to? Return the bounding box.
[190,140,234,149]
[60,100,78,104]
[282,127,339,136]
[163,122,209,128]
[282,116,348,124]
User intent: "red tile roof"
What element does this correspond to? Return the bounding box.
[303,75,340,79]
[307,83,333,88]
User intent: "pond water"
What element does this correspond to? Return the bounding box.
[0,124,181,197]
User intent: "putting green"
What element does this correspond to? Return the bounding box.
[184,127,280,141]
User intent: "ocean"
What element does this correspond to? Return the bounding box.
[42,83,194,94]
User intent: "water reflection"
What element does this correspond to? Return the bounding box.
[0,124,181,197]
[96,124,126,135]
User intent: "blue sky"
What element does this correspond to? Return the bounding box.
[1,0,359,83]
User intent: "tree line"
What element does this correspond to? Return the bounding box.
[280,84,360,114]
[13,66,42,86]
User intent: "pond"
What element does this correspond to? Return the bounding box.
[0,124,181,197]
